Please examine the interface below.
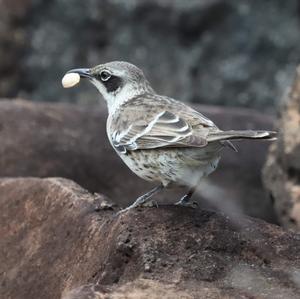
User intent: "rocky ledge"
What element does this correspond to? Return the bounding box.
[263,67,300,230]
[1,178,300,299]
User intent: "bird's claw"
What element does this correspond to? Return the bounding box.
[115,200,159,217]
[175,199,198,209]
[141,200,158,208]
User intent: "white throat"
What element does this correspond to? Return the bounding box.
[91,79,153,115]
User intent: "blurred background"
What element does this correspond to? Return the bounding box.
[1,0,300,228]
[1,0,300,110]
[2,2,300,297]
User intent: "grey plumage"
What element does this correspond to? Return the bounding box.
[207,130,277,142]
[64,61,277,213]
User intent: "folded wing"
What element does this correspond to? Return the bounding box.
[112,110,211,152]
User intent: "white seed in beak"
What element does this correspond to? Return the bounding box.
[62,73,81,88]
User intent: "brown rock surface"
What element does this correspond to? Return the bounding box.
[0,99,276,222]
[0,178,300,299]
[263,67,300,230]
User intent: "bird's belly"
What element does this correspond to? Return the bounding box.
[119,146,221,187]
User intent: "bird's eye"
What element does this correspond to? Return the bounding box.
[99,71,111,82]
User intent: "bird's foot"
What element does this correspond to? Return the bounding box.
[175,200,198,209]
[116,200,158,216]
[141,200,159,208]
[115,206,132,216]
[175,196,198,209]
[115,184,163,216]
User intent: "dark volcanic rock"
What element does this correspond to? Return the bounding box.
[0,178,300,299]
[0,99,276,222]
[263,67,300,230]
[0,0,299,109]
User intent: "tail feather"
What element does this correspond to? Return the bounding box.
[208,130,277,142]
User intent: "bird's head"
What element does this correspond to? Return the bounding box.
[67,61,154,112]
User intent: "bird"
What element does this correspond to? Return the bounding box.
[63,61,276,213]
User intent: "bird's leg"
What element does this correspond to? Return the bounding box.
[117,184,164,215]
[175,186,197,207]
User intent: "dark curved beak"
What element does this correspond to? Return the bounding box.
[67,68,93,79]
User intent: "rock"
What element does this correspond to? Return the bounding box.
[0,177,300,299]
[0,99,277,222]
[0,99,150,207]
[263,67,300,230]
[0,0,299,110]
[62,280,198,299]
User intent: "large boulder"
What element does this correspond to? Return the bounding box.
[0,178,299,299]
[0,99,276,222]
[0,0,299,110]
[263,67,300,230]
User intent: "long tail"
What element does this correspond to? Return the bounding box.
[207,130,276,152]
[208,130,277,142]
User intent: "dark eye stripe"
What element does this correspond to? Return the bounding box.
[102,75,122,92]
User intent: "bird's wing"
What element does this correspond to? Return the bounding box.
[111,96,218,152]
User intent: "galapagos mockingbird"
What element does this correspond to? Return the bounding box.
[62,61,276,213]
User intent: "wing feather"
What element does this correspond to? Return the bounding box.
[112,111,209,151]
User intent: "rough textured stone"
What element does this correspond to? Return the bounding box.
[0,99,276,222]
[0,0,299,109]
[263,67,300,230]
[0,178,300,299]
